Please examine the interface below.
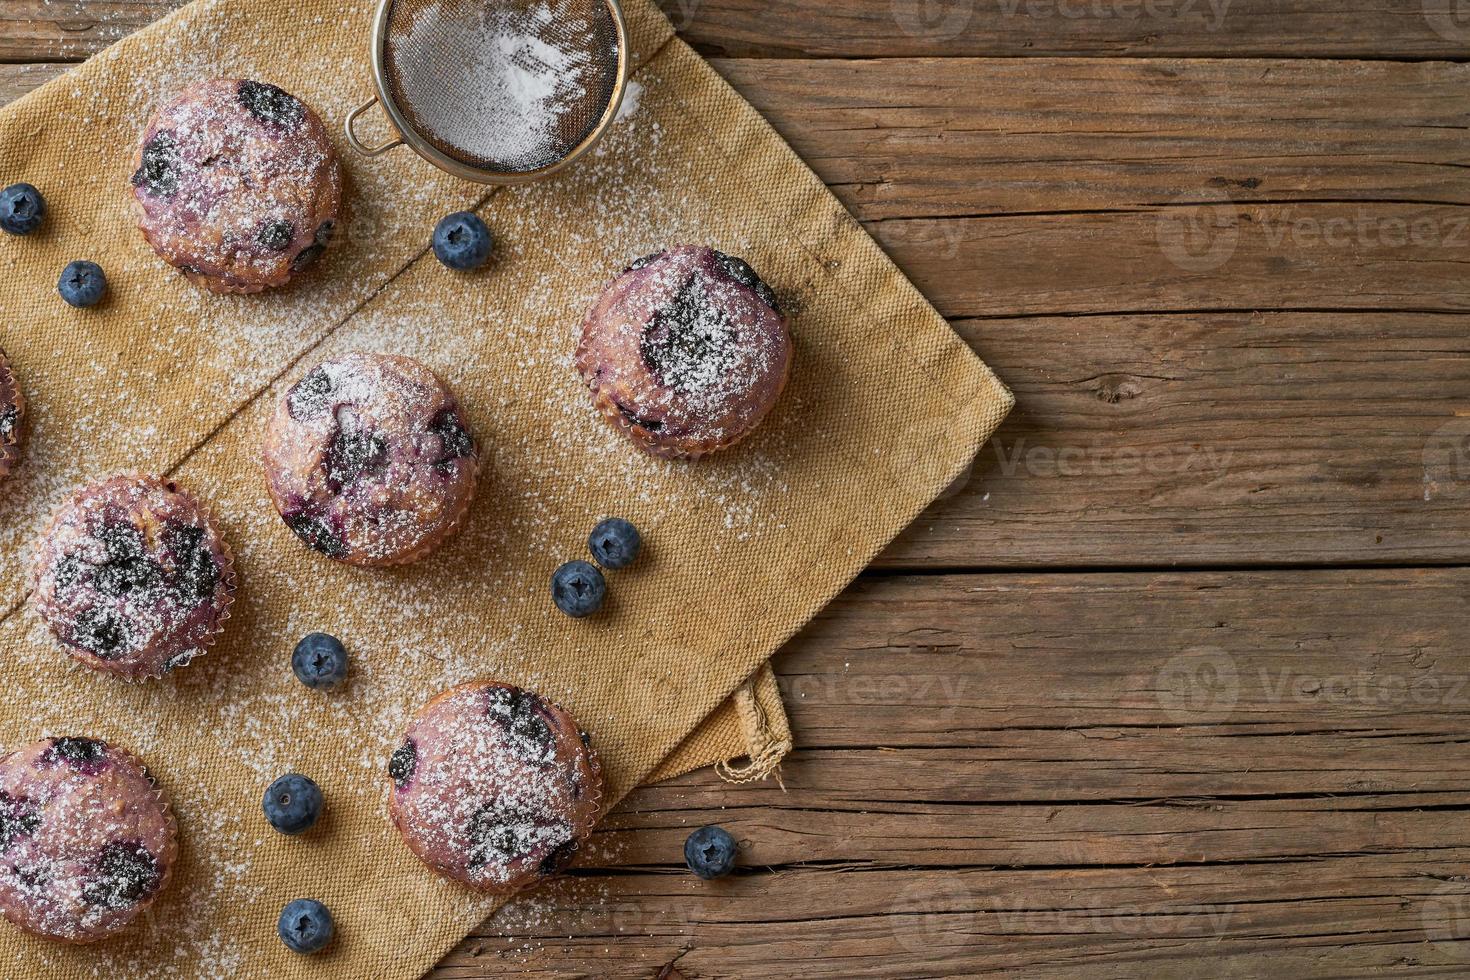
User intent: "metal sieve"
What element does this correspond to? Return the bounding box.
[345,0,628,184]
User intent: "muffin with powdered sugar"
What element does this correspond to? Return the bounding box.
[387,680,603,893]
[130,78,341,294]
[31,475,236,679]
[0,737,177,943]
[261,352,480,567]
[576,245,792,459]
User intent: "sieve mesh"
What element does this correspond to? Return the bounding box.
[381,0,622,176]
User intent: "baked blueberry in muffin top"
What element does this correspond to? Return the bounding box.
[261,352,480,567]
[31,475,237,679]
[576,245,792,460]
[129,78,341,294]
[0,737,177,944]
[387,680,603,893]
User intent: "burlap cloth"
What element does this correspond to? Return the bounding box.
[0,0,1012,974]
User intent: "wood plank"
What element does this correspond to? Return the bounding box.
[882,310,1470,568]
[0,0,180,63]
[6,60,1469,568]
[426,570,1470,976]
[715,57,1470,567]
[0,63,66,101]
[7,0,1470,62]
[657,0,1470,59]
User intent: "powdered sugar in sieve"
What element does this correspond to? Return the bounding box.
[382,0,621,175]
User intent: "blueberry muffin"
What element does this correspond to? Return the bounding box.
[31,475,237,679]
[387,681,603,893]
[261,352,479,567]
[0,737,177,943]
[575,246,792,459]
[0,349,22,481]
[130,79,342,294]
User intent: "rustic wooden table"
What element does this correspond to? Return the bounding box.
[7,1,1470,976]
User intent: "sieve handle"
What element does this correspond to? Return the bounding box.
[344,97,405,158]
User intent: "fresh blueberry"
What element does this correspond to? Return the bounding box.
[0,183,45,236]
[58,260,106,308]
[432,212,493,271]
[277,898,334,955]
[551,560,605,618]
[684,825,738,880]
[262,773,323,835]
[292,633,348,690]
[587,518,641,570]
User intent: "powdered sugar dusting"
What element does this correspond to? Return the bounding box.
[0,738,176,943]
[0,8,815,976]
[31,475,235,679]
[389,0,617,173]
[390,682,600,891]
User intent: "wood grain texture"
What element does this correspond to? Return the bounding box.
[8,60,1468,569]
[711,57,1470,569]
[429,571,1470,977]
[7,0,1470,62]
[653,0,1470,59]
[5,0,1470,973]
